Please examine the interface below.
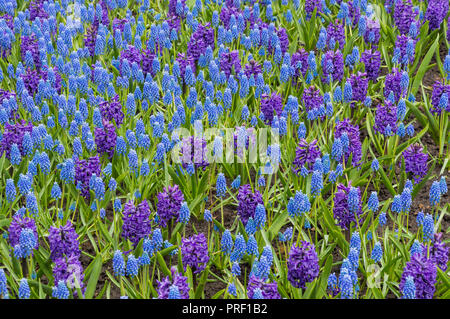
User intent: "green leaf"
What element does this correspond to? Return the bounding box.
[377,164,396,197]
[437,267,450,289]
[28,280,53,296]
[370,287,384,299]
[84,254,103,299]
[319,200,347,251]
[96,281,109,299]
[97,218,113,244]
[212,218,225,233]
[307,9,318,50]
[194,266,210,299]
[313,254,333,298]
[411,35,439,96]
[212,289,225,299]
[302,280,317,299]
[34,249,54,283]
[156,251,172,277]
[441,289,450,299]
[268,210,289,242]
[0,218,10,228]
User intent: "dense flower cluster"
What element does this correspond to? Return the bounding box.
[430,80,450,115]
[422,233,449,271]
[237,184,264,226]
[180,233,209,274]
[187,23,215,62]
[0,120,33,159]
[302,86,324,114]
[74,156,101,200]
[94,121,117,158]
[121,200,152,246]
[287,242,320,289]
[400,253,437,299]
[157,266,190,299]
[48,221,80,261]
[247,275,281,299]
[333,183,363,229]
[425,0,449,30]
[393,0,415,35]
[373,99,398,136]
[327,20,345,49]
[384,68,404,103]
[348,72,368,106]
[8,215,39,257]
[156,185,184,228]
[220,50,241,79]
[180,136,209,170]
[334,119,362,166]
[260,92,283,125]
[244,59,262,79]
[20,35,41,71]
[99,95,124,127]
[321,50,344,83]
[361,49,381,82]
[53,255,85,293]
[291,48,309,85]
[402,144,429,183]
[292,139,321,174]
[176,53,196,82]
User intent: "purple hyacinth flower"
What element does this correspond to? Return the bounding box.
[373,99,398,136]
[348,72,368,107]
[321,50,344,84]
[361,49,381,82]
[0,120,33,160]
[121,200,152,246]
[287,241,319,289]
[156,185,184,228]
[219,50,241,79]
[430,80,450,115]
[237,184,264,226]
[94,121,117,158]
[187,23,215,63]
[8,215,38,251]
[74,156,102,200]
[247,275,281,299]
[48,221,80,261]
[292,139,321,174]
[157,266,190,299]
[334,119,362,166]
[180,233,209,274]
[400,253,437,299]
[425,0,449,30]
[393,0,415,35]
[421,233,450,272]
[402,144,428,183]
[260,92,283,125]
[333,183,363,229]
[52,255,85,294]
[99,95,124,127]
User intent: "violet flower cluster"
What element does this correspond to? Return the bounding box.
[157,185,185,228]
[287,242,320,289]
[180,233,209,274]
[48,221,80,261]
[237,184,264,226]
[121,200,152,246]
[157,266,190,299]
